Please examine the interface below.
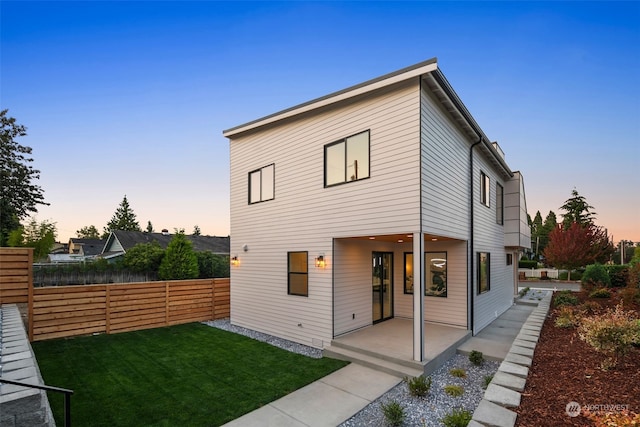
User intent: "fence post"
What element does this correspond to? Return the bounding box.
[27,248,34,341]
[105,285,111,334]
[165,282,170,325]
[211,279,215,320]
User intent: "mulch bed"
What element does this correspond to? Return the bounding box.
[515,289,640,426]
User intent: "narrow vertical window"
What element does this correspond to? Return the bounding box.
[324,130,370,187]
[481,172,490,207]
[248,164,275,204]
[288,251,308,296]
[478,252,490,294]
[404,252,413,294]
[496,183,504,224]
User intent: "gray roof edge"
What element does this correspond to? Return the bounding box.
[222,57,438,137]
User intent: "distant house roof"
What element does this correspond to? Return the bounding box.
[102,230,230,256]
[69,238,105,256]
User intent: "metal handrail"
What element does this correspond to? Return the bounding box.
[0,377,73,427]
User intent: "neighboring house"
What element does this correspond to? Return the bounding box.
[223,58,530,361]
[99,230,230,260]
[68,238,105,257]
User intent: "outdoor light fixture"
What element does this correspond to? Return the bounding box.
[231,256,239,266]
[315,255,325,268]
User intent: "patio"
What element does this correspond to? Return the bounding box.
[324,318,471,377]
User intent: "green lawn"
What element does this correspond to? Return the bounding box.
[32,323,348,426]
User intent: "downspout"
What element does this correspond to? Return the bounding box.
[469,137,482,335]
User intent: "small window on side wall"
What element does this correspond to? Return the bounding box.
[288,251,308,296]
[478,252,490,294]
[506,253,513,265]
[496,183,504,225]
[481,172,490,207]
[249,164,275,204]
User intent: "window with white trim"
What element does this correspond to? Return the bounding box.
[249,164,274,204]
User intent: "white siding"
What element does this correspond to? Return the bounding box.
[472,153,514,333]
[420,89,470,240]
[505,171,531,249]
[229,79,422,347]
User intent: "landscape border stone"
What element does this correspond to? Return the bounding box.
[470,292,553,427]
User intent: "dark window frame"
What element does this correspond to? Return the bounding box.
[287,251,308,297]
[248,163,275,204]
[477,252,490,294]
[496,182,504,225]
[324,130,370,187]
[480,171,490,207]
[403,252,414,294]
[403,251,448,297]
[506,253,513,265]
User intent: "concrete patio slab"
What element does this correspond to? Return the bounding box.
[222,404,305,427]
[319,363,400,401]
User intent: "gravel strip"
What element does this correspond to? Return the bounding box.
[205,319,498,426]
[204,318,323,358]
[340,354,499,426]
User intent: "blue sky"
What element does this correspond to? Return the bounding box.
[2,1,639,242]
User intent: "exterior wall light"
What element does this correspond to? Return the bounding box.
[231,256,239,267]
[315,255,325,268]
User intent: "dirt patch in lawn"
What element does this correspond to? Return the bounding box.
[515,289,640,426]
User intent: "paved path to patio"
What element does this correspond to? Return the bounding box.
[222,299,543,427]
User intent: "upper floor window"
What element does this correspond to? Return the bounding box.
[481,172,490,207]
[496,183,504,225]
[324,130,370,187]
[249,164,274,204]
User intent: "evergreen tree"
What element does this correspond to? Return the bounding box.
[158,231,199,280]
[146,221,154,233]
[192,225,201,236]
[8,218,57,261]
[560,188,596,227]
[0,110,48,245]
[103,195,141,238]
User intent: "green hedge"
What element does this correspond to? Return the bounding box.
[518,260,538,269]
[605,265,629,288]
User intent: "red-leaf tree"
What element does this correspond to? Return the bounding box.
[544,222,614,279]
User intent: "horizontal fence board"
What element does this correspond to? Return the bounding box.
[1,296,28,304]
[29,278,230,341]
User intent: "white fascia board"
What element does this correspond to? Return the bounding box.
[223,59,439,138]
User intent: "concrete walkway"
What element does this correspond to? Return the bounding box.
[222,296,548,427]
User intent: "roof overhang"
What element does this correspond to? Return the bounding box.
[222,57,513,178]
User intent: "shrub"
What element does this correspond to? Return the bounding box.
[158,232,199,280]
[554,290,579,307]
[404,374,432,397]
[518,287,530,298]
[555,306,579,328]
[578,303,640,368]
[449,368,466,378]
[580,301,602,315]
[582,263,611,292]
[441,408,472,427]
[518,259,537,269]
[605,265,629,288]
[620,287,640,306]
[589,288,611,298]
[559,270,583,281]
[468,350,484,366]
[482,374,494,389]
[380,400,405,427]
[444,384,464,397]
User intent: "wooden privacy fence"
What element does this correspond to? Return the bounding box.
[0,248,33,304]
[28,278,230,341]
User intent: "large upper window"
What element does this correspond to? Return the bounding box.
[324,130,370,187]
[496,183,504,225]
[477,252,490,294]
[249,164,274,204]
[287,251,308,296]
[481,172,490,207]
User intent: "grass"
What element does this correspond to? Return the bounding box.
[32,323,348,427]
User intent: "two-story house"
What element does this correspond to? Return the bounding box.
[223,58,530,366]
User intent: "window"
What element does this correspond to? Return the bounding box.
[481,172,490,207]
[404,253,413,294]
[425,252,447,297]
[403,252,447,297]
[506,253,513,265]
[288,251,308,296]
[249,164,274,204]
[324,130,370,187]
[477,252,490,294]
[496,183,504,224]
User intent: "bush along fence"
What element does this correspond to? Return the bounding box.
[28,278,230,341]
